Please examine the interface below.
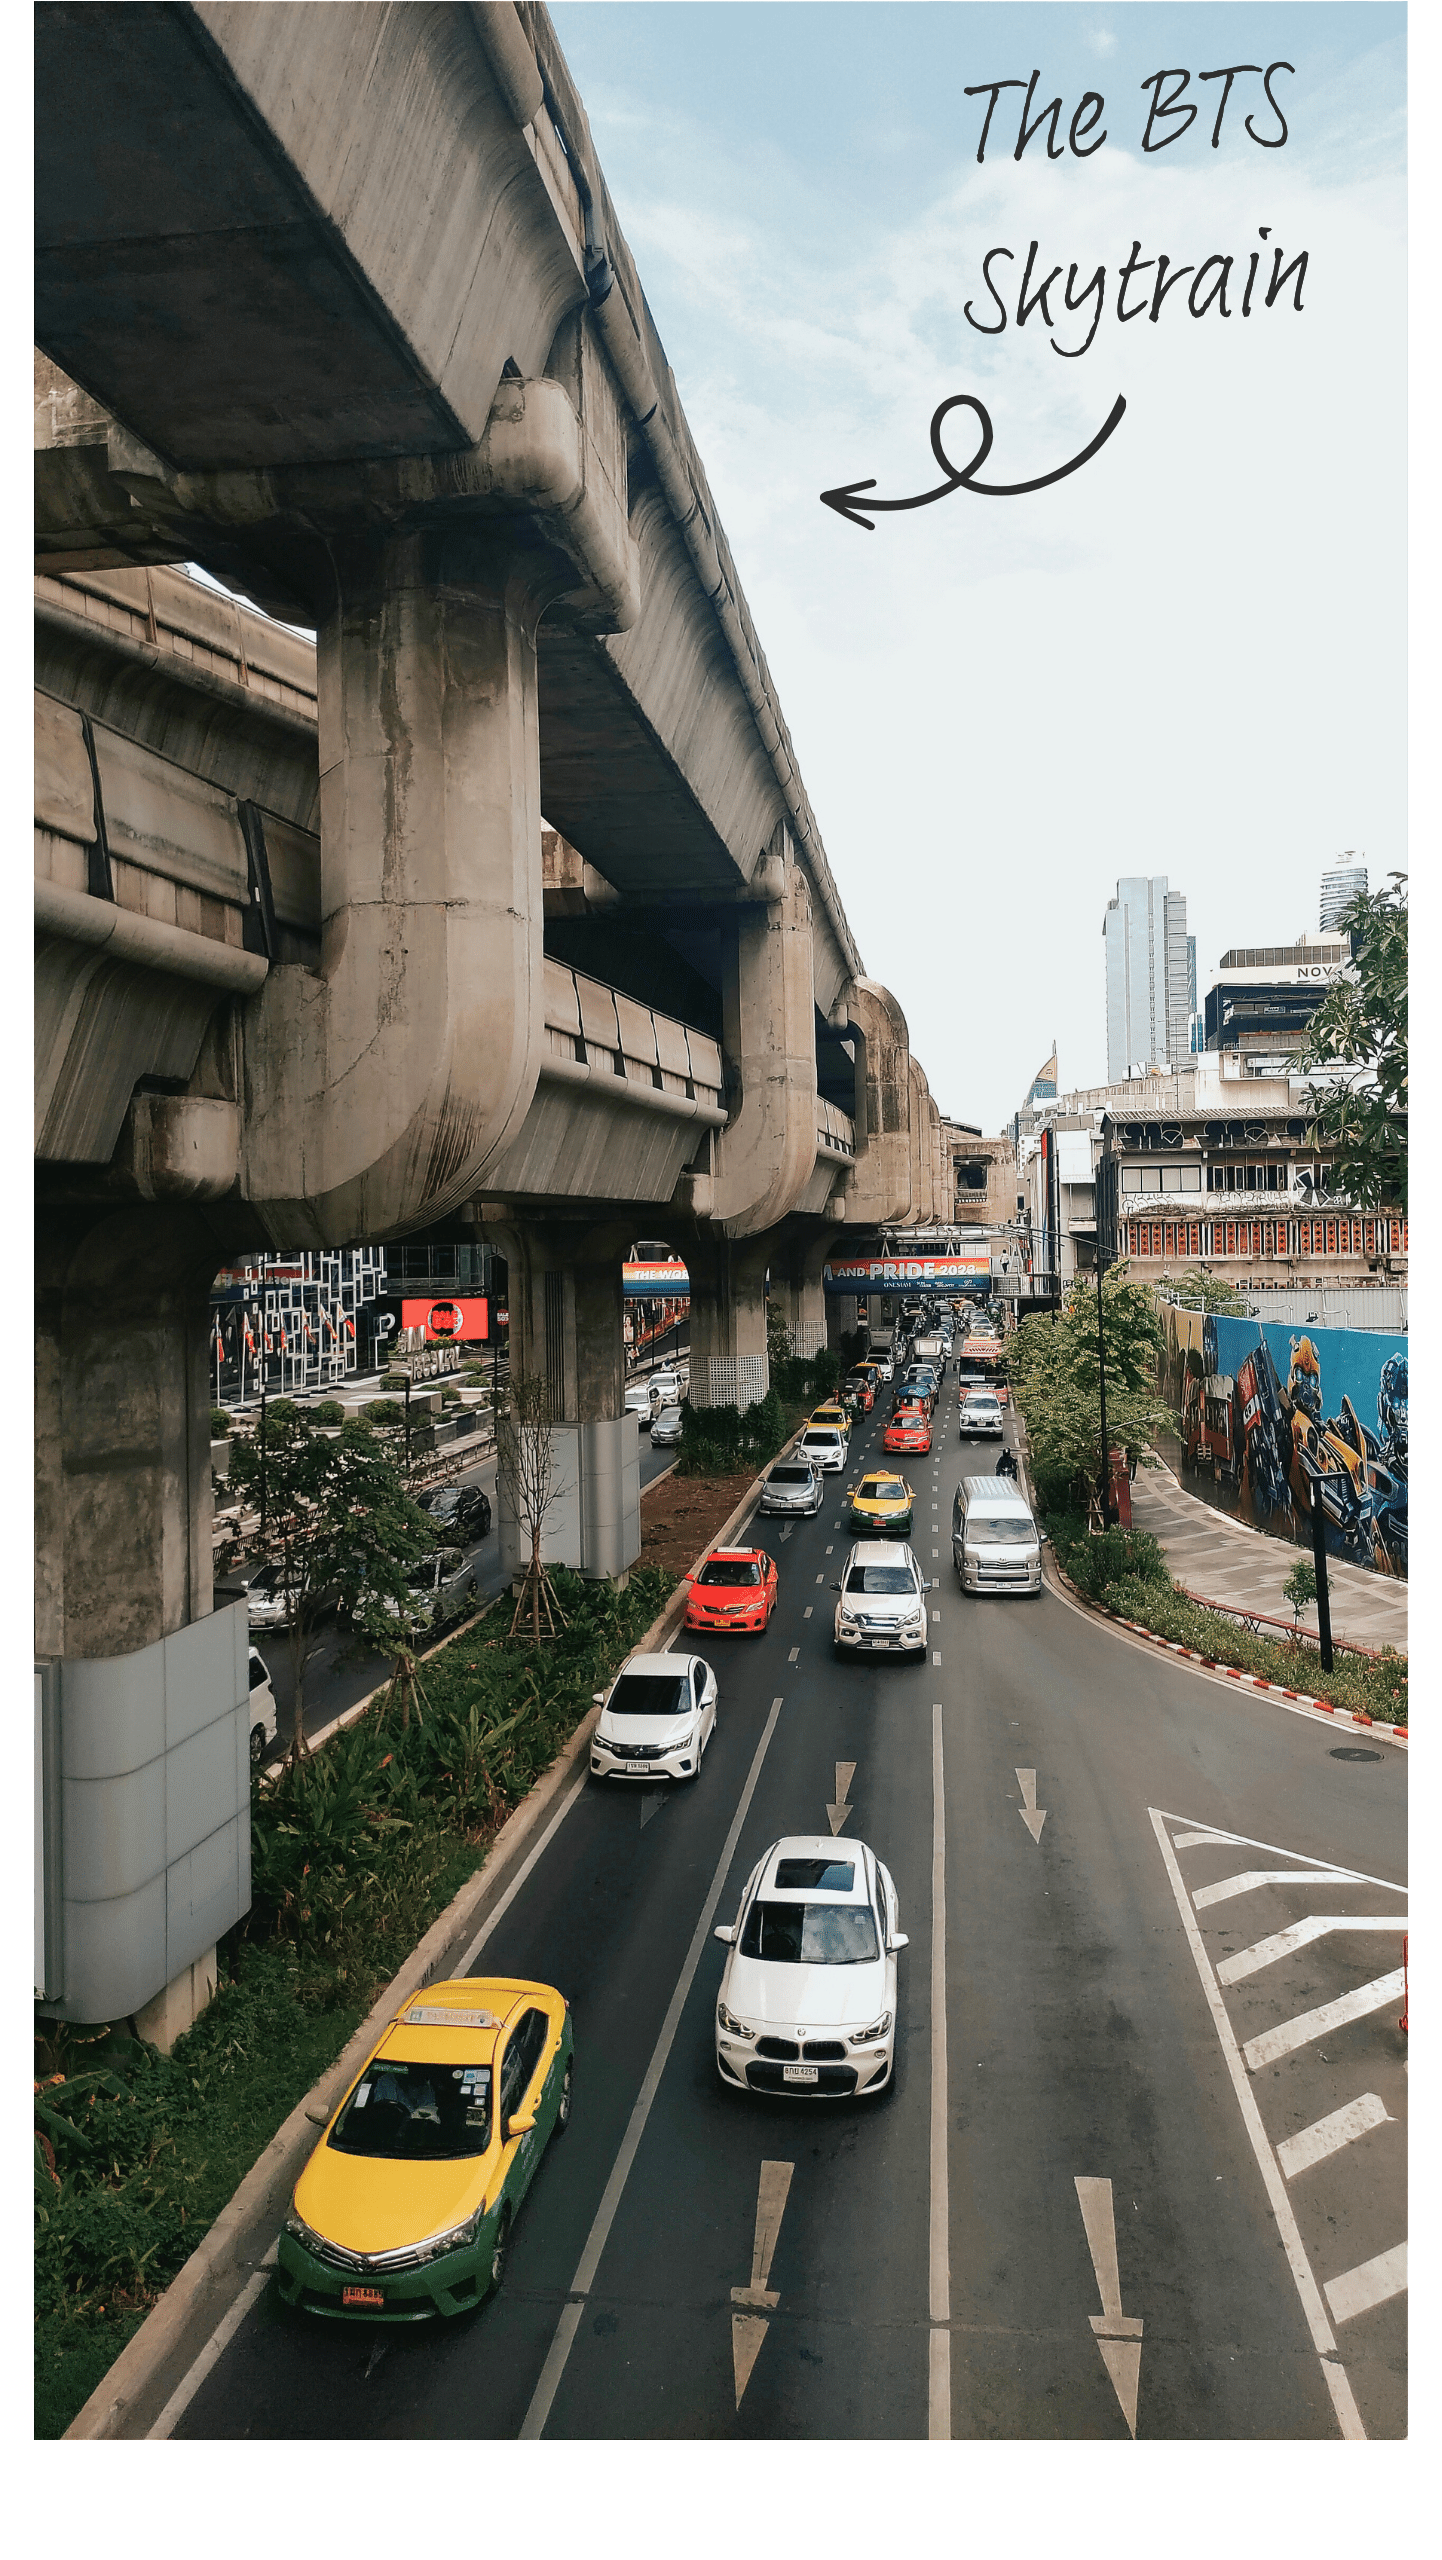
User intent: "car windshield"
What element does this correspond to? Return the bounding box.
[697,1557,761,1586]
[967,1516,1037,1544]
[606,1673,690,1715]
[740,1901,880,1965]
[329,2058,492,2160]
[769,1467,813,1486]
[405,1558,439,1588]
[845,1564,915,1594]
[966,1398,1000,1412]
[858,1479,898,1501]
[803,1432,839,1448]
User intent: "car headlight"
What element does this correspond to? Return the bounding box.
[717,2003,756,2040]
[850,2013,893,2047]
[285,2202,325,2250]
[413,2204,486,2263]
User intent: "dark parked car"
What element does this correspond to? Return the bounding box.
[419,1482,492,1541]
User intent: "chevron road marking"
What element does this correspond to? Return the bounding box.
[1194,1868,1355,1910]
[1277,2093,1392,2181]
[1242,1971,1407,2073]
[1324,2243,1407,2327]
[1216,1914,1401,1985]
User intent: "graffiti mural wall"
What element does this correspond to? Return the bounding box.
[1157,1306,1407,1579]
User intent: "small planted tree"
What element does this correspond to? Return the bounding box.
[496,1369,568,1641]
[228,1410,437,1763]
[1283,1558,1318,1643]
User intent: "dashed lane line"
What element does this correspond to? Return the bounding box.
[519,1696,788,2439]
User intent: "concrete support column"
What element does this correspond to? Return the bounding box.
[35,1202,251,2026]
[242,528,552,1243]
[712,856,821,1238]
[774,1228,831,1362]
[685,1231,772,1409]
[487,1216,639,1581]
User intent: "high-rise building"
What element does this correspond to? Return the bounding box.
[1103,877,1190,1081]
[1320,858,1368,931]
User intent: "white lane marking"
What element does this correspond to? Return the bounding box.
[825,1545,834,1554]
[146,2243,278,2440]
[1216,1915,1402,1985]
[519,1696,788,2440]
[1168,1818,1405,1897]
[803,1607,813,1619]
[1148,1808,1366,2440]
[932,1650,941,1666]
[815,1573,825,1584]
[1074,2177,1143,2437]
[932,1548,939,1558]
[1241,1970,1407,2073]
[1278,2093,1393,2181]
[732,2160,795,2405]
[929,1701,950,2441]
[1194,1868,1358,1910]
[931,1609,940,1622]
[827,1760,856,1836]
[788,1647,799,1664]
[1172,1830,1239,1849]
[1016,1769,1047,1845]
[1323,2243,1407,2326]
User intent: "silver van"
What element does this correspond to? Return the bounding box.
[952,1476,1042,1596]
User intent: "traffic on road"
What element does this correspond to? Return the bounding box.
[176,1309,1405,2439]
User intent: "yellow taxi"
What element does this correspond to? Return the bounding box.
[277,1977,573,2321]
[810,1401,852,1443]
[846,1470,914,1536]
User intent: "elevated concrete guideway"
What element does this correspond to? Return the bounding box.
[34,4,958,2031]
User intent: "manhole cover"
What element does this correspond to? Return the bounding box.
[1329,1746,1382,1762]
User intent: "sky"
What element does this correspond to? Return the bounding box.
[548,1,1407,1132]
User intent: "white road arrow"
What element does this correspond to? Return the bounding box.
[732,2160,795,2406]
[1016,1768,1047,1844]
[1075,2176,1143,2437]
[827,1761,857,1836]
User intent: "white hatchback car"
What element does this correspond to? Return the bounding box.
[798,1425,846,1474]
[714,1836,907,2098]
[590,1651,717,1783]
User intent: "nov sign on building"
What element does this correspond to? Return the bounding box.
[824,1254,992,1296]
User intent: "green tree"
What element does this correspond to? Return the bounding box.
[1291,873,1407,1212]
[1008,1268,1171,1519]
[228,1412,437,1763]
[1282,1558,1318,1640]
[1159,1271,1246,1315]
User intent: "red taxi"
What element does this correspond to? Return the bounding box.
[684,1546,779,1636]
[883,1403,932,1455]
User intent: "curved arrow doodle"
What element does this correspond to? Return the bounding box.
[820,392,1126,530]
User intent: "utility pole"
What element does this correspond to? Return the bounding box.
[1309,1477,1334,1672]
[1096,1244,1114,1528]
[259,1378,268,1540]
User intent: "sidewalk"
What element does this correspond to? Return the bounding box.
[1129,1456,1408,1657]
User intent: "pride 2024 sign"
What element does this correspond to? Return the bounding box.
[823,1255,992,1296]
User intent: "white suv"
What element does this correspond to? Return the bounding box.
[832,1540,929,1658]
[714,1836,907,2098]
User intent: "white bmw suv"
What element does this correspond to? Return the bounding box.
[714,1837,907,2098]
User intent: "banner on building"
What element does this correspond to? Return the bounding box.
[402,1296,489,1343]
[623,1260,690,1299]
[823,1254,991,1296]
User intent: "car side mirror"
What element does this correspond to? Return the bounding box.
[887,1933,910,1952]
[507,2111,537,2139]
[592,1692,606,1708]
[303,2103,331,2127]
[713,1924,737,1944]
[831,1581,842,1591]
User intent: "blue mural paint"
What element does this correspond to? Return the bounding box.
[1160,1308,1406,1580]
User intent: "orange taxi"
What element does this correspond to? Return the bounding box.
[684,1546,780,1636]
[883,1403,932,1455]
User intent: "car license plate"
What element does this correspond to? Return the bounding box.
[342,2285,385,2309]
[783,2064,819,2084]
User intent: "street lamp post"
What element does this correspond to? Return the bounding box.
[259,1376,268,1540]
[1095,1241,1114,1529]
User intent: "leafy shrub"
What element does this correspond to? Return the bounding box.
[439,1382,464,1404]
[361,1398,404,1426]
[1098,1576,1407,1723]
[1058,1526,1169,1603]
[209,1407,230,1438]
[312,1399,346,1426]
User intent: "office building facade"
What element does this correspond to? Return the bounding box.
[1320,858,1368,931]
[1103,877,1190,1081]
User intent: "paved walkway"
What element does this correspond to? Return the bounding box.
[1129,1455,1409,1656]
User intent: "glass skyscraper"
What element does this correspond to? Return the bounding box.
[1103,877,1190,1081]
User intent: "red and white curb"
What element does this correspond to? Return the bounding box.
[1047,1561,1407,1749]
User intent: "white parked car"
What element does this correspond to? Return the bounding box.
[714,1836,907,2098]
[247,1646,277,1762]
[624,1378,660,1424]
[798,1424,846,1474]
[590,1651,717,1783]
[832,1540,929,1658]
[959,1391,1005,1438]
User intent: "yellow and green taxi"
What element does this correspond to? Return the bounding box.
[810,1401,852,1443]
[277,1977,572,2322]
[847,1469,914,1535]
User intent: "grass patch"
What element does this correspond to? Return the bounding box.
[1044,1511,1408,1724]
[35,1564,675,2438]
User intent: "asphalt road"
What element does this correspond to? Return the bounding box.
[187,1382,1406,2439]
[257,1427,678,1752]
